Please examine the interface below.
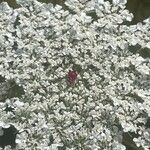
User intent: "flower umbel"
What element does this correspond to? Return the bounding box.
[0,0,150,149]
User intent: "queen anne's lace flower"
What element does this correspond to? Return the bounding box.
[0,0,150,149]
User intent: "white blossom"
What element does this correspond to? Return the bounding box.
[0,0,150,149]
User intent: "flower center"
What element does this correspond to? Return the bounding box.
[67,70,78,83]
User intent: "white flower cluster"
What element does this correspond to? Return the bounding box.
[0,0,150,149]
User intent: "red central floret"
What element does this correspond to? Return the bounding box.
[67,69,78,84]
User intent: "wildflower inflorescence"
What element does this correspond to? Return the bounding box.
[0,0,150,149]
